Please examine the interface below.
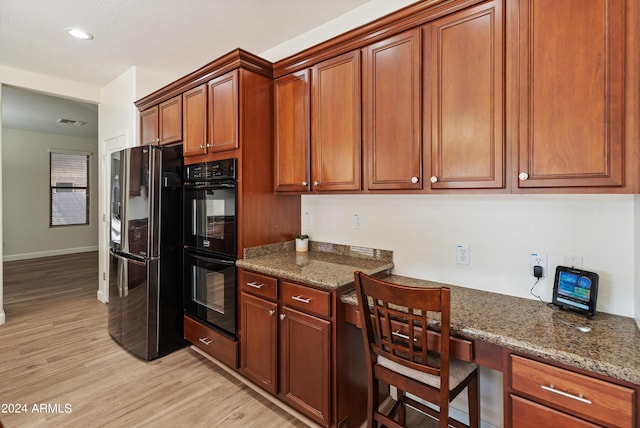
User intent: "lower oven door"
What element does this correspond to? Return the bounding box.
[183,248,237,338]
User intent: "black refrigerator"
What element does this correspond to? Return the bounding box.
[108,144,185,360]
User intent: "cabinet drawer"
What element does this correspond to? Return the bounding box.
[511,355,634,427]
[511,395,599,428]
[281,281,331,318]
[184,316,238,369]
[239,270,277,300]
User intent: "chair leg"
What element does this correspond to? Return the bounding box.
[369,377,379,428]
[397,388,406,426]
[439,400,449,428]
[467,374,480,428]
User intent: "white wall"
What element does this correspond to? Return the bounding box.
[302,194,635,317]
[2,128,98,260]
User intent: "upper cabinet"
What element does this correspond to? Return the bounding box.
[208,70,239,153]
[274,52,361,193]
[274,70,311,192]
[363,29,422,191]
[425,0,504,189]
[140,94,182,146]
[510,0,625,189]
[182,84,207,157]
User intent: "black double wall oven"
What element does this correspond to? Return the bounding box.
[183,158,238,339]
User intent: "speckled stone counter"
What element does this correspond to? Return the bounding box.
[341,274,640,386]
[237,241,394,291]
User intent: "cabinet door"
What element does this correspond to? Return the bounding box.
[312,51,361,192]
[274,70,311,192]
[363,29,422,190]
[158,95,182,145]
[140,106,158,146]
[511,395,599,428]
[208,70,239,153]
[183,84,207,157]
[279,306,331,426]
[513,0,624,188]
[239,292,278,395]
[427,0,504,189]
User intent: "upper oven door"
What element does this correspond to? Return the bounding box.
[184,181,237,257]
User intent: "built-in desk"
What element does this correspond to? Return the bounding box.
[237,242,640,427]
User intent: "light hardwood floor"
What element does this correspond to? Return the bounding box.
[0,252,308,428]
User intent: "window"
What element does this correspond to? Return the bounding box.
[50,150,90,227]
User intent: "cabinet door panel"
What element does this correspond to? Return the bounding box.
[140,106,158,146]
[515,0,624,188]
[183,84,207,157]
[364,29,422,190]
[274,70,311,192]
[428,0,504,189]
[511,395,599,428]
[158,95,182,145]
[279,306,331,426]
[312,51,361,191]
[208,70,239,153]
[240,292,278,395]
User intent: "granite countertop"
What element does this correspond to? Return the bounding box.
[238,241,640,385]
[236,241,394,291]
[342,274,640,385]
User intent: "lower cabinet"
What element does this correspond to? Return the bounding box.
[184,315,238,369]
[509,354,634,428]
[239,269,332,426]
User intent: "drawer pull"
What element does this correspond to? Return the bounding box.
[292,295,311,304]
[268,309,275,316]
[541,384,592,405]
[279,314,287,320]
[392,330,417,342]
[199,337,212,346]
[247,281,264,289]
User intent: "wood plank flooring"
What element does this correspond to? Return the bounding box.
[0,252,308,428]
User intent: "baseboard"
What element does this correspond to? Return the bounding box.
[0,309,5,325]
[96,289,107,304]
[189,346,321,428]
[3,246,98,262]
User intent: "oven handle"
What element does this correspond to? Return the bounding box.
[186,183,236,190]
[186,249,236,266]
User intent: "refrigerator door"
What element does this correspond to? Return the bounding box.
[111,146,161,258]
[109,250,160,360]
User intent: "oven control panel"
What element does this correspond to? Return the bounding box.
[185,158,237,181]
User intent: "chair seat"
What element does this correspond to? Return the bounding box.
[378,354,478,391]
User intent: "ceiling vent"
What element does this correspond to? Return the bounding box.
[57,118,86,126]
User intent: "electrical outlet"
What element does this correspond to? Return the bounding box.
[303,211,312,226]
[353,213,362,230]
[456,245,470,265]
[530,253,547,277]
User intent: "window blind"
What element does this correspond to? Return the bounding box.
[49,151,90,227]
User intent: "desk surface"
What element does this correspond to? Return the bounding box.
[237,242,640,386]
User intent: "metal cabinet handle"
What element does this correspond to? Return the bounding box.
[392,330,417,342]
[519,172,529,181]
[313,181,319,186]
[411,176,419,184]
[279,314,287,320]
[199,337,212,346]
[541,385,591,405]
[302,181,308,186]
[199,144,205,150]
[430,176,438,183]
[206,143,212,148]
[247,281,264,289]
[268,309,275,316]
[292,295,311,304]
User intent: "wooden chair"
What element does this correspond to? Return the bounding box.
[354,271,479,428]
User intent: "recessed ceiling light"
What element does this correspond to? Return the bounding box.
[65,27,94,40]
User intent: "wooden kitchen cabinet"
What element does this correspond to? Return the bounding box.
[208,70,239,153]
[182,84,207,157]
[425,0,504,189]
[139,94,182,146]
[274,51,361,193]
[510,0,625,189]
[274,70,311,192]
[509,354,634,427]
[363,29,422,190]
[238,269,332,426]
